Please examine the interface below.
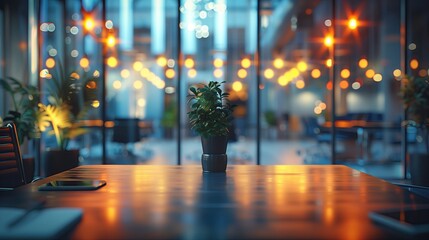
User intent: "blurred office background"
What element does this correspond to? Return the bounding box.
[1,0,428,180]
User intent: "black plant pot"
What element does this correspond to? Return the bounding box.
[201,136,228,172]
[410,153,429,187]
[44,149,79,177]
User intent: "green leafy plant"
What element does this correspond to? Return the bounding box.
[0,77,40,144]
[187,81,234,137]
[37,64,99,150]
[400,75,429,153]
[264,110,277,127]
[161,100,177,129]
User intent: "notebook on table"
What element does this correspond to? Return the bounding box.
[0,207,83,239]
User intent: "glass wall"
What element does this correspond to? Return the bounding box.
[330,0,403,178]
[260,0,333,165]
[405,1,429,178]
[2,0,429,179]
[179,0,258,165]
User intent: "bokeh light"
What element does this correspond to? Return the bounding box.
[273,58,284,69]
[373,73,383,82]
[340,69,350,79]
[311,69,321,79]
[241,58,251,68]
[113,80,122,89]
[264,68,274,79]
[359,58,368,68]
[232,81,243,92]
[410,59,419,70]
[297,61,308,72]
[46,58,55,68]
[365,69,375,78]
[165,69,176,79]
[121,69,130,78]
[237,69,248,79]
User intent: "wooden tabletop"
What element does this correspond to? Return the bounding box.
[2,165,428,239]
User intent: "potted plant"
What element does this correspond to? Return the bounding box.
[0,77,40,182]
[400,75,429,186]
[161,100,177,139]
[38,65,98,176]
[264,110,278,139]
[188,81,234,172]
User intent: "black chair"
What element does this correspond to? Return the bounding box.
[0,122,27,189]
[112,118,142,156]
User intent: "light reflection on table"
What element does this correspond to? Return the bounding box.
[1,165,428,239]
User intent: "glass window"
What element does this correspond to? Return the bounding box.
[28,0,429,180]
[179,0,258,165]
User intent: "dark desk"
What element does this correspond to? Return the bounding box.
[2,165,428,239]
[322,121,401,162]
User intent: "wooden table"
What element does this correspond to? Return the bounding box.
[1,165,428,239]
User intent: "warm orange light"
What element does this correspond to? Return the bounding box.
[188,69,197,78]
[365,69,375,78]
[232,81,243,92]
[86,80,97,89]
[358,58,368,68]
[326,59,333,68]
[80,57,90,68]
[339,80,349,89]
[419,69,427,77]
[165,69,175,79]
[184,58,194,68]
[297,61,308,72]
[324,36,333,47]
[106,35,116,48]
[70,72,80,79]
[237,69,248,79]
[410,59,419,70]
[213,58,224,68]
[213,69,223,78]
[273,58,284,69]
[326,81,333,90]
[348,18,358,30]
[241,58,251,68]
[83,17,95,32]
[157,56,167,67]
[311,69,321,79]
[373,73,383,82]
[107,56,118,68]
[46,58,55,68]
[296,79,305,89]
[264,68,274,79]
[320,102,327,110]
[340,69,350,78]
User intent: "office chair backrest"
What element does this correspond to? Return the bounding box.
[112,118,141,144]
[0,122,27,188]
